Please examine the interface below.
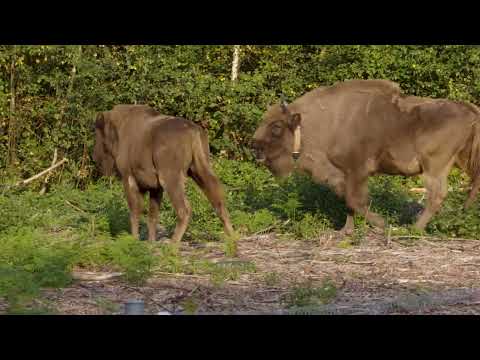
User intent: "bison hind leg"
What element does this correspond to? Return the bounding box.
[414,173,449,230]
[147,188,164,242]
[123,176,145,240]
[414,157,456,230]
[188,167,234,236]
[164,174,191,243]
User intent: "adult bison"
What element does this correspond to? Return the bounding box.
[92,104,234,243]
[252,79,480,234]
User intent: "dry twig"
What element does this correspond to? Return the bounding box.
[349,261,375,265]
[391,235,479,242]
[16,158,68,186]
[153,271,208,279]
[65,200,87,214]
[385,225,392,246]
[72,271,124,281]
[39,148,58,195]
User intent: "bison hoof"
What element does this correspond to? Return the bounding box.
[371,226,384,235]
[339,226,354,236]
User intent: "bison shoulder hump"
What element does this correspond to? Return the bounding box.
[461,102,480,116]
[155,116,201,133]
[337,79,402,95]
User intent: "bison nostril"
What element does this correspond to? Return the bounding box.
[251,141,267,162]
[253,150,266,163]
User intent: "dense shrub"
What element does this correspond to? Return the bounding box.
[2,45,480,185]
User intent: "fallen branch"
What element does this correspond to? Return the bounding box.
[39,148,58,195]
[391,235,479,242]
[253,225,276,236]
[241,233,275,242]
[418,239,467,251]
[385,225,392,246]
[187,285,200,297]
[72,271,124,281]
[153,271,208,279]
[255,289,288,293]
[16,158,68,187]
[397,279,446,285]
[65,200,88,214]
[348,261,375,265]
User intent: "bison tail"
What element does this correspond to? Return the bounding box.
[190,128,219,183]
[464,121,480,209]
[190,127,228,197]
[191,128,211,171]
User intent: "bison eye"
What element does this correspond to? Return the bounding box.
[271,124,283,137]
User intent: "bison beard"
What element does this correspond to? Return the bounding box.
[252,79,480,234]
[92,105,234,243]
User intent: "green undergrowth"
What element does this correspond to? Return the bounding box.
[1,159,479,312]
[283,279,338,309]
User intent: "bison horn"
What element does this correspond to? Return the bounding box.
[280,95,289,113]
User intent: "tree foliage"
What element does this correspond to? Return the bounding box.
[1,45,480,186]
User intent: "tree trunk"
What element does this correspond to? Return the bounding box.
[231,45,240,82]
[7,45,17,166]
[67,45,82,97]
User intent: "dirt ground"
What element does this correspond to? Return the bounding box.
[33,231,480,315]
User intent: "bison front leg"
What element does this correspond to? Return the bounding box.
[341,212,355,235]
[329,173,354,235]
[165,175,191,243]
[123,176,144,240]
[313,161,354,235]
[345,172,385,230]
[329,178,355,235]
[147,189,163,242]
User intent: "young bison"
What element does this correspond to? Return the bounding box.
[92,105,234,243]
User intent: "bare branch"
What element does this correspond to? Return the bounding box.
[39,148,58,195]
[72,271,124,281]
[16,158,68,187]
[390,235,477,242]
[65,200,87,214]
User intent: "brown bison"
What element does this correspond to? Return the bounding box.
[92,104,234,243]
[252,79,480,234]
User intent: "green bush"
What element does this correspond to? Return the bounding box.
[104,233,157,284]
[283,279,337,308]
[2,157,480,311]
[0,227,74,308]
[3,45,480,185]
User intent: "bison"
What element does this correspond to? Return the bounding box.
[92,104,234,243]
[252,79,480,234]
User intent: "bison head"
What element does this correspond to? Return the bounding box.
[252,99,302,178]
[92,112,119,177]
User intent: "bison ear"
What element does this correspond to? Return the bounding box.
[95,113,105,132]
[287,113,301,130]
[103,113,119,154]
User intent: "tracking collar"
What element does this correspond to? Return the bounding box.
[292,126,301,161]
